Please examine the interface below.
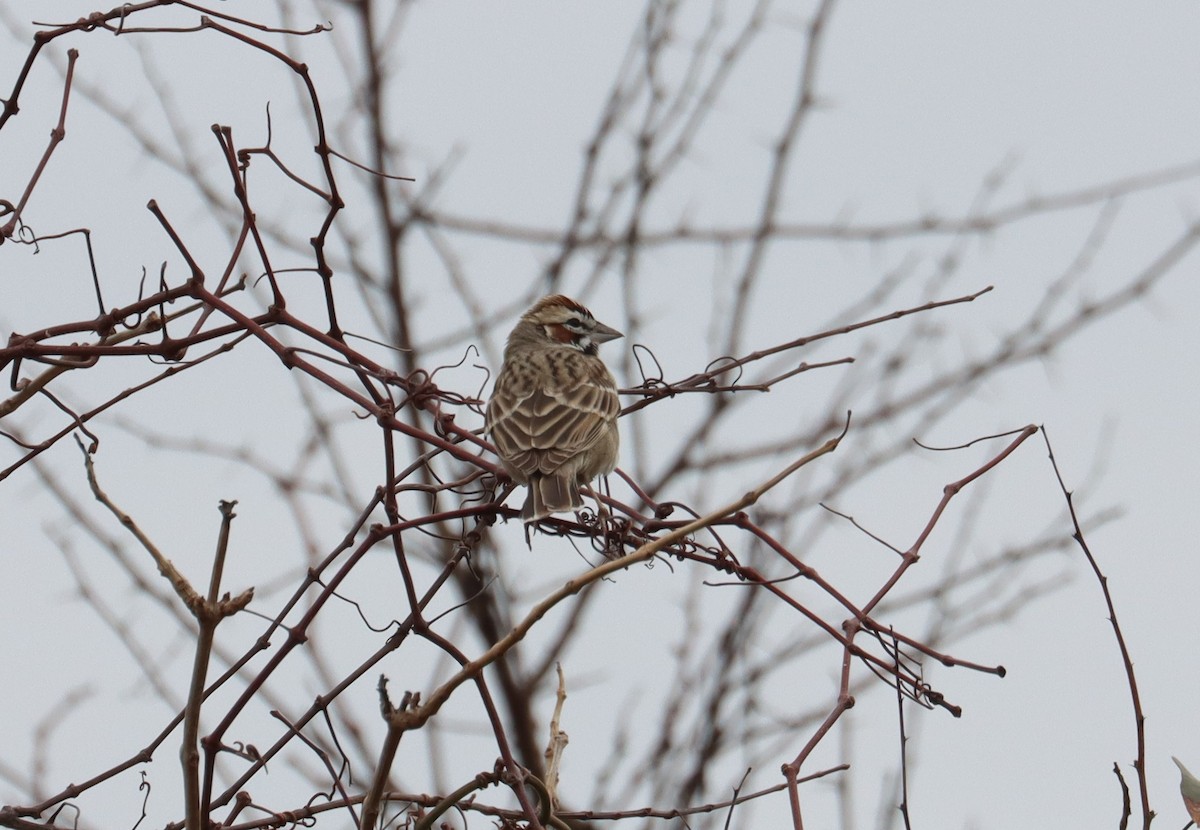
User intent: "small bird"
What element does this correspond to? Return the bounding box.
[1174,756,1200,825]
[486,294,622,524]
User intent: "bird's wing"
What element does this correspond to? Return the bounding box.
[487,370,618,478]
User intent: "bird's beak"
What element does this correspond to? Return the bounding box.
[592,321,623,343]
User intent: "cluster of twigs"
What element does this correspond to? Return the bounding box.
[0,2,1178,829]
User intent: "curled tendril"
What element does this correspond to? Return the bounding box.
[402,367,435,406]
[430,343,480,379]
[631,342,666,387]
[116,266,150,329]
[129,771,151,830]
[46,801,80,830]
[19,224,38,249]
[703,354,744,385]
[116,4,132,35]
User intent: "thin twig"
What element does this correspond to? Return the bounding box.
[1044,428,1152,829]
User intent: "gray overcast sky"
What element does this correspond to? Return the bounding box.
[3,2,1200,829]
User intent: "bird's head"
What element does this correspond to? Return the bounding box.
[521,294,623,356]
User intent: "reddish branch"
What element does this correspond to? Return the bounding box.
[1044,428,1153,830]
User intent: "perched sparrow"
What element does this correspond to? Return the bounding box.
[486,295,622,523]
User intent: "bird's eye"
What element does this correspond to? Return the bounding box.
[564,317,585,330]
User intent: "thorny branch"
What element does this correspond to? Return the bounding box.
[1044,428,1153,830]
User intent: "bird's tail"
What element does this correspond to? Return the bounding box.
[523,473,583,522]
